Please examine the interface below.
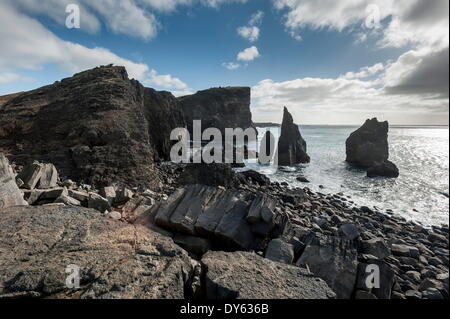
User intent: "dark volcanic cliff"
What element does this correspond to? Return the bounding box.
[178,87,254,136]
[0,66,185,188]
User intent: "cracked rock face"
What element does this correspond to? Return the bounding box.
[0,205,194,299]
[0,66,185,189]
[178,87,254,138]
[202,251,336,299]
[153,185,284,251]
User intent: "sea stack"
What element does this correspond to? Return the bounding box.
[178,87,255,137]
[277,107,310,166]
[346,118,399,178]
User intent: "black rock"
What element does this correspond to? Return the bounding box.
[277,107,310,166]
[178,87,255,138]
[346,118,389,167]
[367,160,400,178]
[346,118,399,178]
[296,176,310,183]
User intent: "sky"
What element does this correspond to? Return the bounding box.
[0,0,448,125]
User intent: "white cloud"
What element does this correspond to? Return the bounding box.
[9,0,251,40]
[252,74,448,125]
[237,10,264,42]
[343,63,385,79]
[273,0,449,50]
[384,47,449,98]
[171,89,195,97]
[11,0,101,33]
[237,26,260,42]
[84,0,158,40]
[237,46,260,61]
[202,0,248,8]
[138,0,193,12]
[0,3,189,91]
[251,51,449,125]
[249,10,264,26]
[222,62,241,70]
[0,73,34,84]
[145,69,188,89]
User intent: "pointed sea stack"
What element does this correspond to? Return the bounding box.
[277,107,310,166]
[346,118,399,178]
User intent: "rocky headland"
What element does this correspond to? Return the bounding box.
[0,66,448,300]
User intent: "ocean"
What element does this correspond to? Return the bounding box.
[242,125,449,227]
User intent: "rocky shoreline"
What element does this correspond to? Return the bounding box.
[0,65,448,300]
[1,155,448,299]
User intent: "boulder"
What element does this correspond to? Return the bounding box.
[296,234,358,299]
[391,244,420,259]
[296,176,310,183]
[54,195,81,206]
[355,256,396,299]
[0,205,196,299]
[154,185,284,251]
[238,170,271,186]
[339,223,360,240]
[39,187,68,201]
[100,186,116,205]
[173,234,212,256]
[202,251,336,299]
[37,163,58,189]
[367,160,399,178]
[360,238,391,259]
[0,153,27,208]
[115,187,134,205]
[16,162,43,190]
[277,107,310,166]
[68,189,89,204]
[179,163,240,188]
[265,239,295,264]
[88,193,111,213]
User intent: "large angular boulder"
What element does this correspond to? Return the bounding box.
[367,160,400,178]
[0,205,196,299]
[296,234,358,299]
[153,185,284,251]
[355,255,396,299]
[277,107,310,166]
[202,251,336,299]
[346,118,399,177]
[265,238,295,264]
[0,153,27,208]
[0,65,185,189]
